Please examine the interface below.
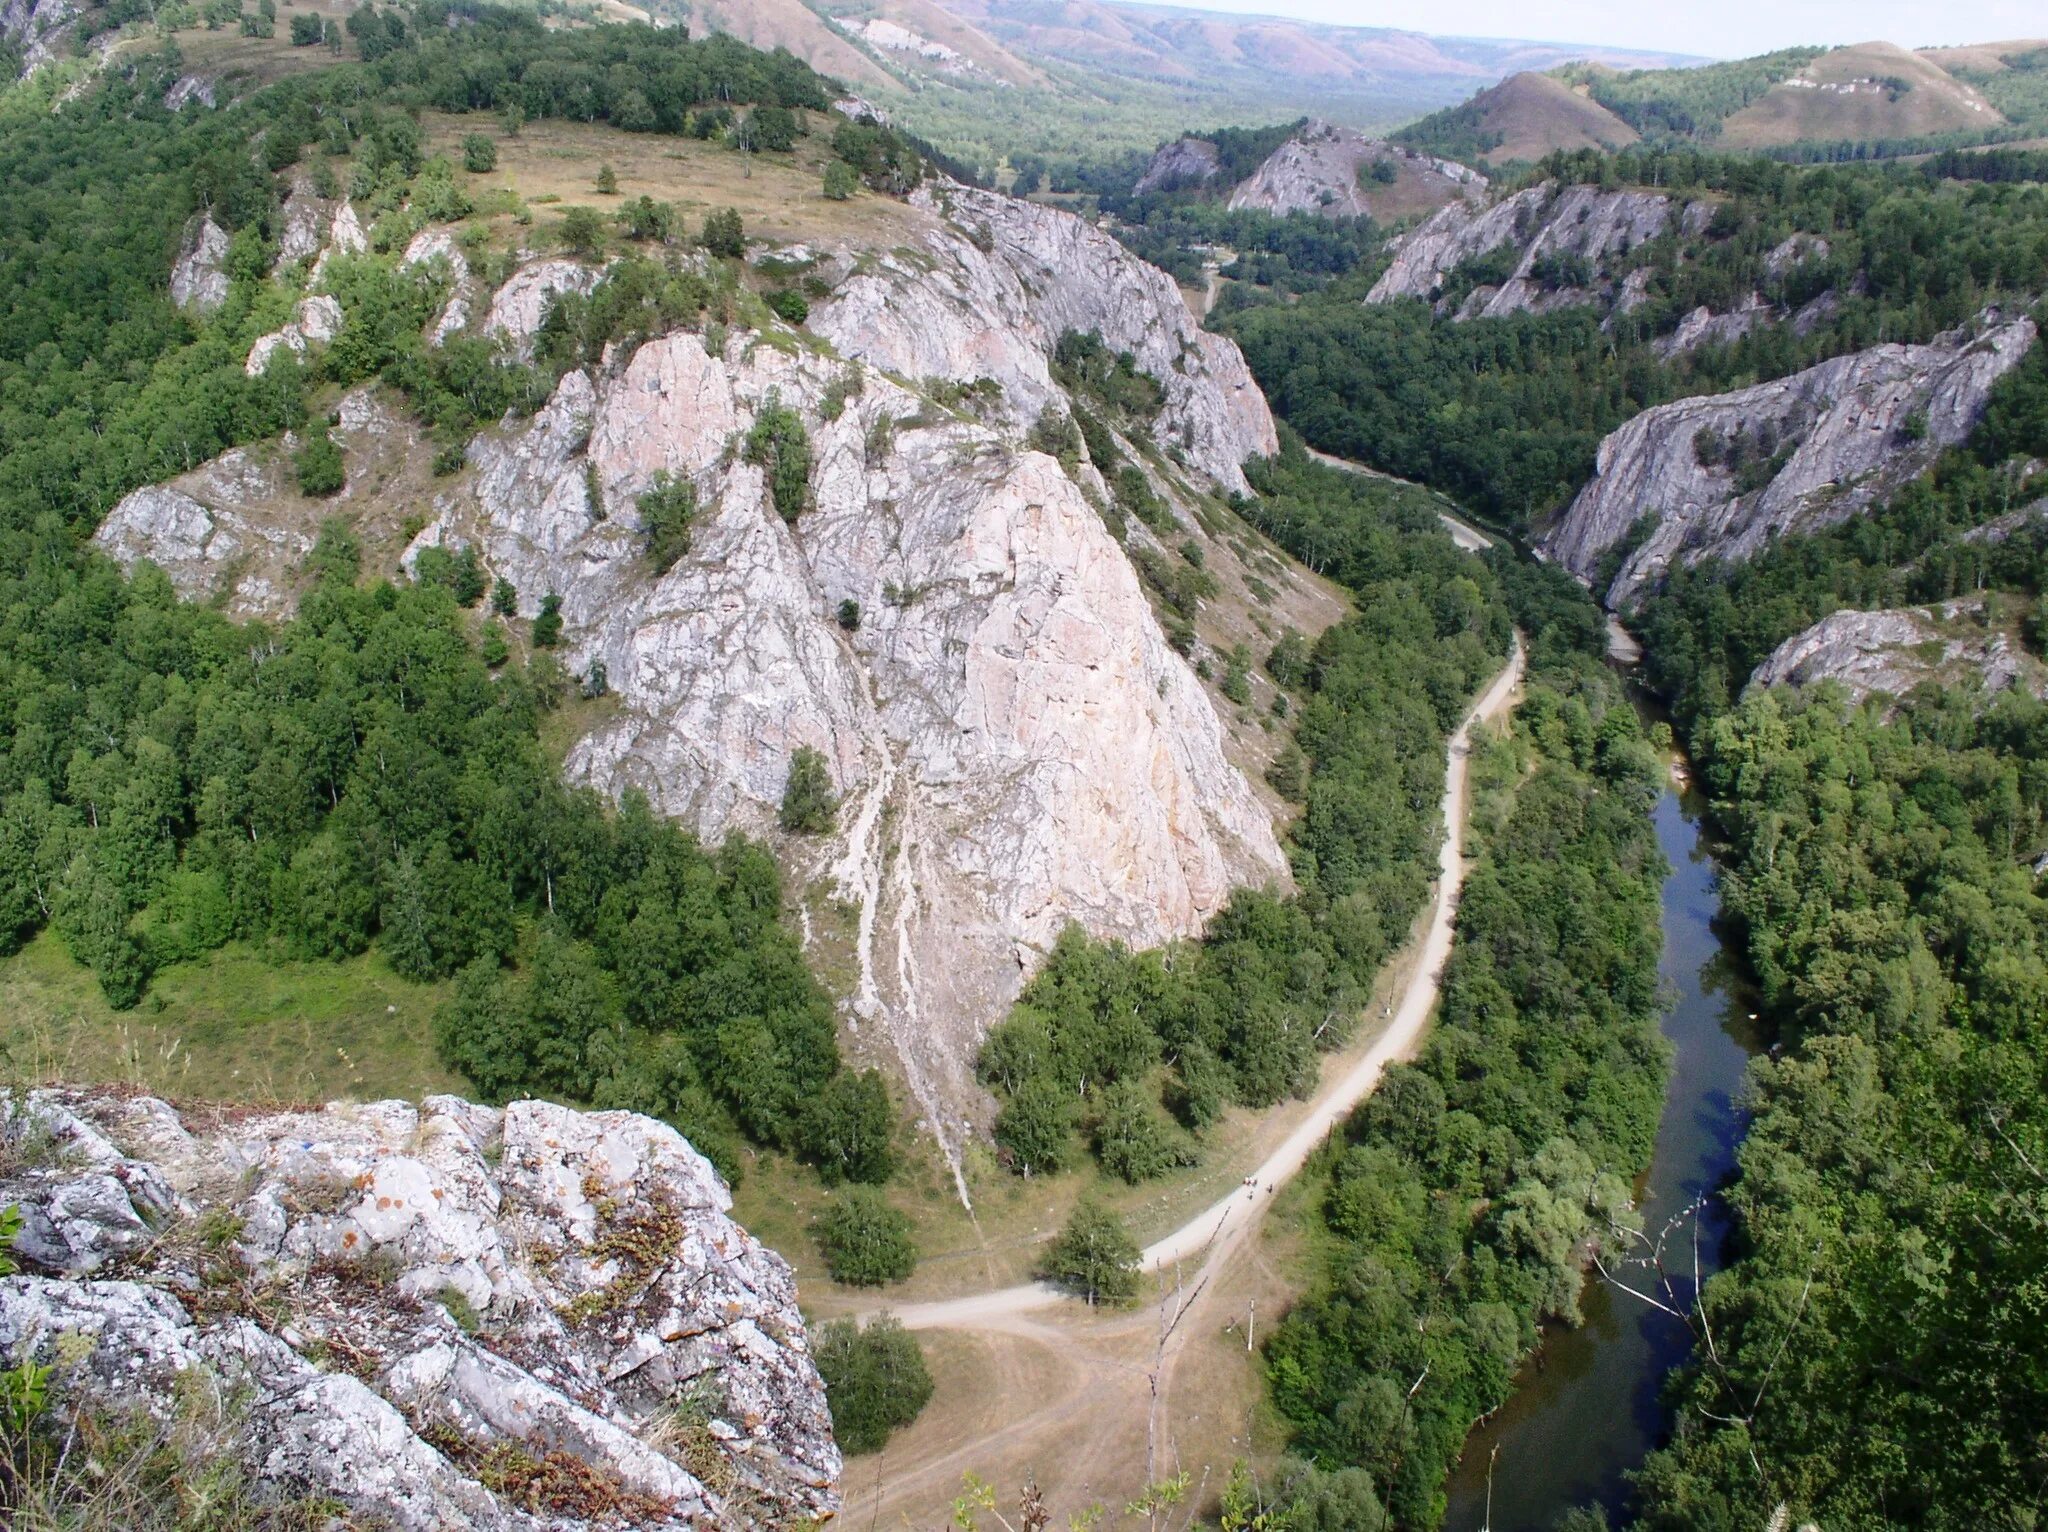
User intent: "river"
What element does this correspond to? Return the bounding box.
[1437,713,1764,1530]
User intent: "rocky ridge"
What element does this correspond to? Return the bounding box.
[1749,597,2048,706]
[102,180,1308,1188]
[1542,312,2039,607]
[1224,121,1484,222]
[0,1088,838,1529]
[1364,181,1672,320]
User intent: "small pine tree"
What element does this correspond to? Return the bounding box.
[701,206,745,258]
[462,133,497,173]
[779,745,838,833]
[491,577,518,617]
[595,162,618,195]
[532,592,563,648]
[294,426,345,497]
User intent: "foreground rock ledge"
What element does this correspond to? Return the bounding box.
[0,1089,840,1530]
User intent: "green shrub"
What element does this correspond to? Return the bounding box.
[778,745,837,833]
[294,427,345,497]
[815,1317,932,1455]
[637,471,696,576]
[462,133,497,173]
[1041,1200,1141,1306]
[817,1188,916,1286]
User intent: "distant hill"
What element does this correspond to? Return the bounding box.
[1130,119,1487,223]
[1551,39,2047,159]
[1716,41,2002,148]
[638,0,1698,171]
[1396,71,1639,166]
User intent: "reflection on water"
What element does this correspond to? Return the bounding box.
[1438,786,1764,1531]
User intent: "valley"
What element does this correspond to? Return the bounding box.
[0,1,2045,1529]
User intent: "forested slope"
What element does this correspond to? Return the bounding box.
[1221,148,2048,531]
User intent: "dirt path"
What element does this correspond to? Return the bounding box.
[845,637,1525,1525]
[1302,444,1495,552]
[876,634,1523,1336]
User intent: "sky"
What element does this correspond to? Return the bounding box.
[1119,0,2048,61]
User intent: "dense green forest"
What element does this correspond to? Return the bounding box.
[1264,561,1670,1526]
[0,9,922,1185]
[1219,151,2048,529]
[1624,681,2048,1527]
[978,444,1513,1180]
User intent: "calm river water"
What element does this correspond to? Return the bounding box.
[1437,765,1764,1529]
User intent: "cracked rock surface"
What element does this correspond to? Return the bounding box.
[0,1088,838,1530]
[1543,312,2038,607]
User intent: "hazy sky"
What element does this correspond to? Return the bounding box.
[1122,0,2047,61]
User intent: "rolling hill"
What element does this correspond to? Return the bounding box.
[1396,70,1639,166]
[1716,40,2002,148]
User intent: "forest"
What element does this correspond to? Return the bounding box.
[1264,560,1670,1526]
[1221,153,2048,529]
[1627,680,2048,1527]
[978,443,1514,1181]
[0,9,918,1187]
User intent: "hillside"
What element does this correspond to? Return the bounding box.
[1717,40,2003,148]
[1395,70,1639,165]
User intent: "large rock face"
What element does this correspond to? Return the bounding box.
[1225,121,1484,222]
[816,182,1277,492]
[0,1089,838,1529]
[1135,135,1221,195]
[412,319,1288,1176]
[1543,313,2039,607]
[170,214,232,312]
[1,0,79,77]
[1749,597,2048,706]
[1365,182,1672,320]
[98,186,1300,1185]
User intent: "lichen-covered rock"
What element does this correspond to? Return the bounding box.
[1749,598,2048,706]
[170,214,231,311]
[1365,182,1671,320]
[1543,312,2039,607]
[0,1089,838,1530]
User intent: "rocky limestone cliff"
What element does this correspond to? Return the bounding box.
[409,317,1290,1183]
[1225,122,1484,223]
[1,0,79,77]
[0,1088,838,1528]
[816,182,1276,492]
[170,214,232,312]
[1543,313,2039,608]
[1134,135,1221,195]
[1749,597,2048,706]
[110,184,1303,1187]
[1365,182,1671,320]
[95,388,429,619]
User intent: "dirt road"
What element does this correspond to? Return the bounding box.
[845,636,1525,1524]
[880,635,1524,1336]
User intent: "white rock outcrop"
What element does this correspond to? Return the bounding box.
[0,1089,838,1530]
[485,258,601,358]
[1543,313,2039,607]
[93,387,415,618]
[1134,135,1221,195]
[403,226,479,345]
[1226,122,1483,222]
[814,182,1276,491]
[170,214,232,312]
[1365,183,1671,320]
[409,316,1288,1167]
[245,293,345,375]
[1749,598,2047,705]
[1,0,79,76]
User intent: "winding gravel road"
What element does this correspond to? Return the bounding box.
[885,632,1526,1331]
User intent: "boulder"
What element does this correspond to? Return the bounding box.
[0,1089,839,1530]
